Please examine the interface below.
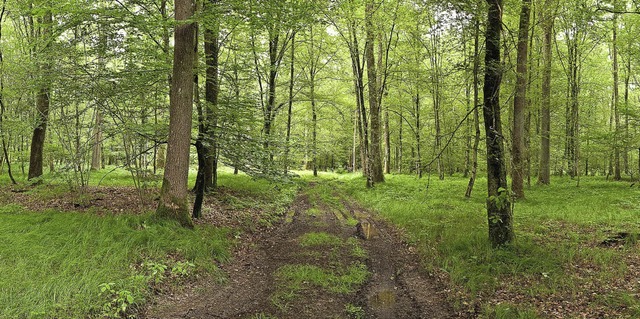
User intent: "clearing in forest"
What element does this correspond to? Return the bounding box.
[144,182,458,319]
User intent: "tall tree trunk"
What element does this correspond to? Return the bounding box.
[157,0,196,228]
[309,26,318,177]
[465,18,481,198]
[511,0,532,199]
[397,107,403,173]
[612,2,621,181]
[415,91,422,179]
[347,21,368,178]
[384,107,390,174]
[365,0,384,185]
[0,0,14,184]
[28,11,52,181]
[538,0,554,185]
[484,0,513,247]
[285,32,296,174]
[624,45,631,175]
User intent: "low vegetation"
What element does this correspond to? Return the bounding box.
[0,167,299,318]
[325,172,640,318]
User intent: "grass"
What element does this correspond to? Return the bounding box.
[271,262,369,310]
[316,172,640,318]
[0,167,298,318]
[0,208,230,318]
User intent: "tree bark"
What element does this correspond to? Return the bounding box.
[538,0,554,185]
[157,0,196,228]
[612,1,621,180]
[91,109,103,171]
[484,0,513,247]
[0,0,14,184]
[465,18,481,198]
[28,11,52,181]
[365,0,384,185]
[285,33,296,174]
[511,0,532,199]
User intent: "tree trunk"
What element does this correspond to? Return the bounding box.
[612,2,621,181]
[538,0,554,185]
[384,107,390,174]
[511,0,532,199]
[415,91,422,179]
[285,33,296,174]
[91,109,103,171]
[465,18,481,198]
[28,11,52,181]
[397,106,403,173]
[365,0,384,185]
[157,0,196,228]
[484,0,513,247]
[0,1,15,185]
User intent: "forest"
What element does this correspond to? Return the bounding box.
[2,0,640,318]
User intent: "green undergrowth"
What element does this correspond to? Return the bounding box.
[0,207,230,318]
[0,168,298,318]
[272,263,368,310]
[316,173,640,318]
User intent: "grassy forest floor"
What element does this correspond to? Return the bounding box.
[1,168,640,318]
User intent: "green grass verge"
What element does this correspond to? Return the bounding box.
[317,173,640,317]
[0,207,230,318]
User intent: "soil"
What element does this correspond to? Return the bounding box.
[142,183,461,319]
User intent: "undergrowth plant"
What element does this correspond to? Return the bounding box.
[325,173,640,318]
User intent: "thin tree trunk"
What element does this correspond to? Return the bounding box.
[511,0,532,199]
[365,0,383,185]
[612,1,621,180]
[285,32,296,174]
[484,0,513,247]
[538,0,554,185]
[415,91,422,179]
[91,109,102,171]
[465,18,481,198]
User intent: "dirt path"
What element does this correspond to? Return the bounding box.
[143,183,459,319]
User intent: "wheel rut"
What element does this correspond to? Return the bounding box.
[143,182,458,319]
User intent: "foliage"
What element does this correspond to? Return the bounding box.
[0,208,230,318]
[334,173,640,317]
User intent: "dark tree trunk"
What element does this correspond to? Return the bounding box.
[284,33,296,174]
[157,0,196,228]
[511,0,532,199]
[484,0,513,247]
[28,11,52,181]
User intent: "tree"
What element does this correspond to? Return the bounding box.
[612,0,621,181]
[538,0,556,185]
[156,0,196,228]
[511,0,531,199]
[484,0,513,247]
[365,0,384,185]
[28,8,53,181]
[465,15,481,198]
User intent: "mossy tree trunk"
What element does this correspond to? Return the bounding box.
[484,0,513,247]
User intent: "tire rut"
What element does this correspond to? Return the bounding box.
[143,183,459,319]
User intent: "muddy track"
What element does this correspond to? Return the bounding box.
[143,183,458,319]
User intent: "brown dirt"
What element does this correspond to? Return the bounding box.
[142,184,460,319]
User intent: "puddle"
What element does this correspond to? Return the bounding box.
[369,289,396,309]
